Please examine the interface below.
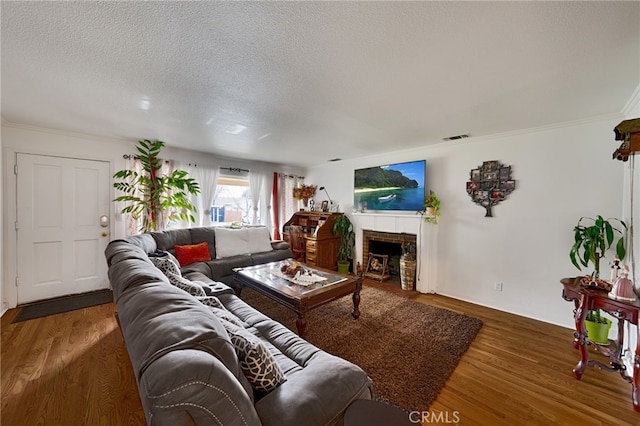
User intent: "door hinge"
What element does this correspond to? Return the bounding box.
[14,221,19,231]
[14,164,18,175]
[15,276,19,287]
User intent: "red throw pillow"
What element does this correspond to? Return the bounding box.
[174,242,211,266]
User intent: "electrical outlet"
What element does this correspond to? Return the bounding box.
[494,282,503,292]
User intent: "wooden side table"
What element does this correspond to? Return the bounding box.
[561,277,640,412]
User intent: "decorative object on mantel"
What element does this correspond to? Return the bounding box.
[419,190,442,224]
[293,184,316,208]
[466,160,515,217]
[612,117,640,161]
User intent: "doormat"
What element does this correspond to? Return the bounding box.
[12,289,113,323]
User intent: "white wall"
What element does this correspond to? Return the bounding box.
[0,128,4,316]
[621,85,640,372]
[1,123,303,311]
[305,115,626,328]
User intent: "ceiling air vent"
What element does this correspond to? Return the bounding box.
[443,134,470,141]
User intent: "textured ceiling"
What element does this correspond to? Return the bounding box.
[2,1,639,167]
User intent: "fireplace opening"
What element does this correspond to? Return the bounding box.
[369,240,402,282]
[361,230,417,287]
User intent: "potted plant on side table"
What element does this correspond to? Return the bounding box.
[332,214,355,274]
[569,215,627,344]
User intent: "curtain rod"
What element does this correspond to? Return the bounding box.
[221,167,250,173]
[122,154,170,164]
[282,173,304,179]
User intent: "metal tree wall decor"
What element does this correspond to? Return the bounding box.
[466,160,516,217]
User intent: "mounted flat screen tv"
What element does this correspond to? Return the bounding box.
[354,160,426,211]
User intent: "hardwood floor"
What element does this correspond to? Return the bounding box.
[2,281,639,425]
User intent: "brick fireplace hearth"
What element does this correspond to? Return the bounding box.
[361,230,417,281]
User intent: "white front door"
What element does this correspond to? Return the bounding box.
[16,154,111,304]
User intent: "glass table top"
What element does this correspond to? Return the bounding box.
[235,259,349,296]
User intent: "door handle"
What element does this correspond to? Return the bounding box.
[101,232,108,237]
[100,215,109,227]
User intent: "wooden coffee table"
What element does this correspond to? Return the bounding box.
[233,259,361,337]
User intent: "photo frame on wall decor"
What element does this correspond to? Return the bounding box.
[466,160,516,217]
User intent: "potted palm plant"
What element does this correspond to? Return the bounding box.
[113,139,200,233]
[332,214,355,274]
[569,215,627,344]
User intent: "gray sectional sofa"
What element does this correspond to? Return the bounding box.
[105,226,373,426]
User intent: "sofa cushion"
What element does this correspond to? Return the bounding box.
[180,260,212,277]
[183,272,235,297]
[151,228,192,253]
[222,322,287,393]
[215,227,273,259]
[149,253,206,297]
[215,227,251,258]
[246,227,274,254]
[207,255,252,283]
[116,281,243,385]
[189,227,217,259]
[174,242,212,266]
[251,250,291,266]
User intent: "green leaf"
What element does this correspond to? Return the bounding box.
[616,237,626,261]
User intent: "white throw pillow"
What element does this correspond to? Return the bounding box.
[215,227,251,259]
[215,227,273,258]
[246,226,274,254]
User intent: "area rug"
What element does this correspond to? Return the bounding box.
[241,285,483,412]
[12,289,113,323]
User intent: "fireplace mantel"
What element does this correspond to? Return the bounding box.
[350,212,437,293]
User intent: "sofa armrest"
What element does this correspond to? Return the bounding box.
[271,240,290,250]
[255,352,373,426]
[140,349,261,426]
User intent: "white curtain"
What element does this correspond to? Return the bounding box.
[262,171,275,235]
[249,169,265,225]
[177,162,219,227]
[123,156,142,236]
[278,173,303,235]
[194,165,219,227]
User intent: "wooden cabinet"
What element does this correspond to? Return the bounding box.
[283,211,341,270]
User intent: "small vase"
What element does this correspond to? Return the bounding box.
[302,198,309,208]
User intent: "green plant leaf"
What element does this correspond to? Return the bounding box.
[113,139,200,232]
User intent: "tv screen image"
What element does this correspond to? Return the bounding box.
[354,160,426,211]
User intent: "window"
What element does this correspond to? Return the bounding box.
[211,173,260,225]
